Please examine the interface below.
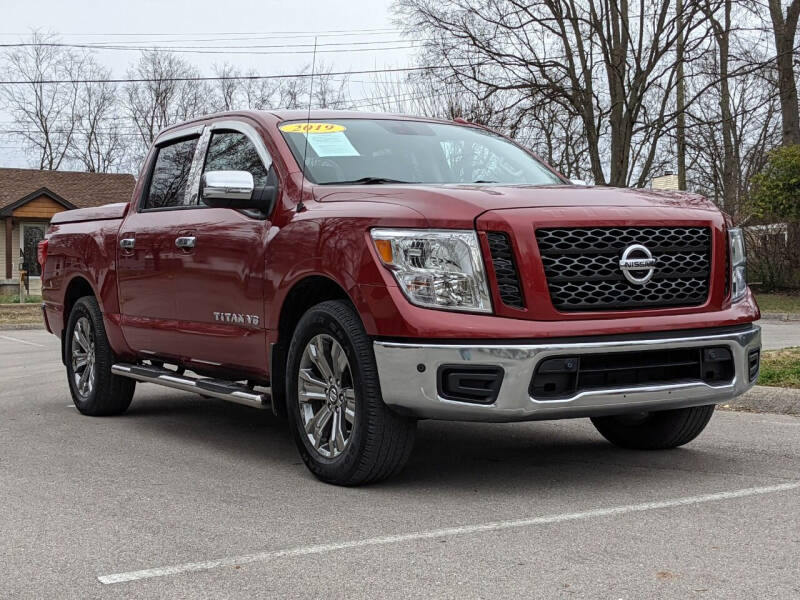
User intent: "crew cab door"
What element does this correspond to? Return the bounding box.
[117,129,202,358]
[164,123,274,375]
[117,121,272,378]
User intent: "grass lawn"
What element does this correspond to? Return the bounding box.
[0,294,42,304]
[755,293,800,314]
[758,347,800,389]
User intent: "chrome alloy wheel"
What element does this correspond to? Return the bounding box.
[297,334,356,458]
[71,316,96,400]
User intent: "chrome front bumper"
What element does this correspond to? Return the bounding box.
[373,324,761,422]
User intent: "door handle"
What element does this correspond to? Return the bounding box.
[119,238,135,250]
[175,236,196,249]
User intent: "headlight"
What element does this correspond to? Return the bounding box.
[728,227,747,302]
[370,228,492,313]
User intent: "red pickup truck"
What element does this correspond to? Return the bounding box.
[40,110,761,485]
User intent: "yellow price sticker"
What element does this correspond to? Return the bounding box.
[279,122,346,134]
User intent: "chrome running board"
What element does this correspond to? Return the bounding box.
[111,363,271,410]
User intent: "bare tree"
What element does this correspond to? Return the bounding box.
[396,0,719,187]
[702,0,737,214]
[241,70,280,110]
[767,0,800,145]
[684,38,780,221]
[312,65,349,109]
[69,61,126,172]
[123,50,210,165]
[0,31,85,170]
[676,0,688,189]
[369,64,592,179]
[209,62,241,112]
[270,62,349,110]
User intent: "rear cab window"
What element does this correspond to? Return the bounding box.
[142,136,199,210]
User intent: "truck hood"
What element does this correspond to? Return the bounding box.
[315,184,718,226]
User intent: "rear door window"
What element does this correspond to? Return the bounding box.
[143,136,199,210]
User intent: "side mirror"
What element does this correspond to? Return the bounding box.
[200,170,276,212]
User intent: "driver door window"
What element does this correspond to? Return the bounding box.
[203,131,273,187]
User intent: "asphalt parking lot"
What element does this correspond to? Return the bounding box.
[1,326,799,599]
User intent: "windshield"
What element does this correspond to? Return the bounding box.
[279,119,564,186]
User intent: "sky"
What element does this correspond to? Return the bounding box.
[0,0,418,168]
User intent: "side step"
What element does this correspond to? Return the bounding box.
[111,363,271,410]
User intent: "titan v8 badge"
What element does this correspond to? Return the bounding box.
[213,312,260,326]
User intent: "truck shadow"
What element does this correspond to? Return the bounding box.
[390,418,740,494]
[123,391,738,493]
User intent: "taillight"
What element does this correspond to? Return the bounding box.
[37,239,48,271]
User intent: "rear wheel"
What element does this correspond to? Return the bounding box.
[65,296,135,416]
[286,300,416,485]
[590,405,715,450]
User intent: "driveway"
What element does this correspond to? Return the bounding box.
[1,329,799,598]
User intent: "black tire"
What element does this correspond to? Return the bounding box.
[65,296,135,416]
[590,404,715,450]
[286,300,416,485]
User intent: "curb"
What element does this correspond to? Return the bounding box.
[0,303,41,309]
[759,312,800,322]
[0,323,45,331]
[721,385,800,416]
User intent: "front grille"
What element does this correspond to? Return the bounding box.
[486,232,525,308]
[536,226,711,311]
[724,232,731,297]
[530,346,734,400]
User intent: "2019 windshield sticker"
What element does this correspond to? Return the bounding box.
[305,131,360,157]
[279,122,346,134]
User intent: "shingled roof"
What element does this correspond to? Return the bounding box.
[0,168,135,213]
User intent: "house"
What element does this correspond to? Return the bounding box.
[651,171,680,191]
[0,168,135,296]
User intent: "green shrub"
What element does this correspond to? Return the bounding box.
[751,144,800,220]
[749,145,800,290]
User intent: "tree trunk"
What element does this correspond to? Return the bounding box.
[769,0,800,146]
[676,0,687,190]
[718,1,737,216]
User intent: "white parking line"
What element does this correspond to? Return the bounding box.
[0,335,45,347]
[97,480,800,585]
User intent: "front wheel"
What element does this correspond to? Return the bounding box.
[286,300,416,485]
[591,404,715,450]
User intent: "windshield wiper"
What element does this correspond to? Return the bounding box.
[473,179,498,183]
[322,177,416,185]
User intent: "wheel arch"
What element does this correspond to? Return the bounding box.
[60,276,97,366]
[270,274,365,418]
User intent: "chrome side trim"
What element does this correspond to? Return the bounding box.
[183,126,212,206]
[111,363,271,410]
[373,325,761,422]
[156,124,205,145]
